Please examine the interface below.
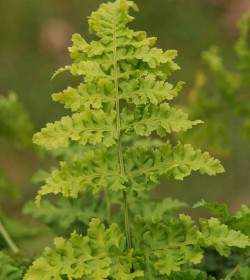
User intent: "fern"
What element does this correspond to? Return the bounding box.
[25,0,250,279]
[194,200,250,278]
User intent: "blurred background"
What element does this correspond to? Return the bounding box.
[0,0,250,249]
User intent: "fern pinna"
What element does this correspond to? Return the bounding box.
[24,0,250,279]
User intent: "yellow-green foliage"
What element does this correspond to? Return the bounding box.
[23,1,250,279]
[32,0,223,204]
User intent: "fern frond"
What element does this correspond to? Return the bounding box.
[132,215,203,277]
[121,103,202,137]
[133,215,249,278]
[125,141,224,193]
[35,147,127,205]
[88,0,138,38]
[193,199,229,219]
[35,141,223,203]
[24,215,249,279]
[198,218,250,256]
[23,218,143,280]
[33,110,117,149]
[52,80,115,111]
[66,0,179,82]
[227,205,250,237]
[28,0,229,277]
[120,75,184,105]
[195,200,250,240]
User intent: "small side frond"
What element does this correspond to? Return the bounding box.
[193,199,229,219]
[125,142,224,193]
[198,218,250,256]
[33,110,117,149]
[35,147,127,205]
[120,75,184,105]
[121,103,202,137]
[52,80,115,111]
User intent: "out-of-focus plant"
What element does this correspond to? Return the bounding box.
[0,92,34,279]
[0,93,33,148]
[183,13,250,157]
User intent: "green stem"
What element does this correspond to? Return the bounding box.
[112,14,132,250]
[224,256,249,280]
[105,189,112,223]
[0,220,19,253]
[123,190,132,250]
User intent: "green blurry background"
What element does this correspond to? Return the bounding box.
[0,0,250,233]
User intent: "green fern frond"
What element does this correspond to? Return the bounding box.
[24,216,249,279]
[194,200,250,238]
[35,141,223,203]
[132,215,202,278]
[121,103,202,137]
[193,199,229,219]
[28,0,228,277]
[23,218,143,280]
[198,218,250,257]
[34,147,127,205]
[52,80,115,111]
[120,76,184,105]
[125,141,224,193]
[132,214,249,278]
[33,110,117,149]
